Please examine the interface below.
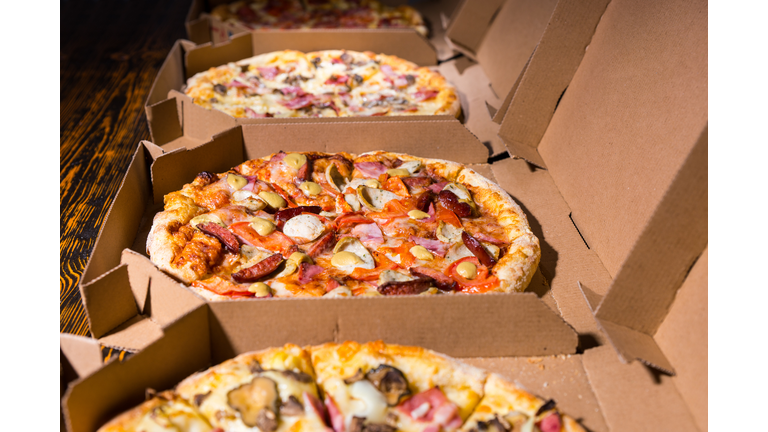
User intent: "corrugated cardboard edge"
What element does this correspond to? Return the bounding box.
[583,126,708,373]
[445,0,506,60]
[60,334,103,380]
[62,306,211,432]
[496,0,611,166]
[81,143,152,285]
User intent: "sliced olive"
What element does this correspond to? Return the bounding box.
[365,365,411,406]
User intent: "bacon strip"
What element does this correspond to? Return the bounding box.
[427,181,448,193]
[462,231,497,268]
[197,222,240,253]
[403,176,433,190]
[378,277,432,296]
[231,254,283,283]
[409,236,448,257]
[410,267,457,291]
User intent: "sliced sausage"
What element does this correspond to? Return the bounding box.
[198,222,240,254]
[232,254,283,283]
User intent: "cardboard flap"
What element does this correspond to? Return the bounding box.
[490,158,613,347]
[121,249,207,326]
[146,98,183,146]
[185,0,210,44]
[81,143,152,285]
[537,0,708,277]
[654,248,708,431]
[445,0,506,59]
[497,0,611,159]
[151,126,245,203]
[208,293,577,363]
[186,32,254,78]
[594,127,707,334]
[592,318,675,374]
[79,264,139,340]
[63,306,211,432]
[476,0,559,99]
[98,315,164,353]
[463,355,608,432]
[238,121,489,163]
[182,96,238,142]
[60,334,103,379]
[582,346,699,432]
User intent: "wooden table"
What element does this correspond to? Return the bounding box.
[61,0,191,337]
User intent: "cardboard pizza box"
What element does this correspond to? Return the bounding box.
[439,0,612,158]
[185,0,463,61]
[62,244,706,432]
[489,0,708,429]
[77,119,579,357]
[145,32,450,149]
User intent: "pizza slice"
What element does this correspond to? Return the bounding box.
[174,344,331,432]
[97,391,213,432]
[459,374,585,432]
[310,341,487,432]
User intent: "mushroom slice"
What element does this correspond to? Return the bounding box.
[189,213,225,228]
[226,376,279,429]
[365,365,411,406]
[445,242,474,263]
[326,162,349,193]
[324,286,352,297]
[435,220,464,243]
[231,190,267,211]
[398,160,422,174]
[283,214,326,243]
[279,395,304,417]
[357,185,400,211]
[331,237,375,273]
[344,368,366,385]
[377,269,415,286]
[345,193,361,211]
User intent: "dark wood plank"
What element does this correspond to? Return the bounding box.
[61,0,190,335]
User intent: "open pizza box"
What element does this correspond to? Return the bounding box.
[185,0,463,61]
[76,119,578,357]
[145,31,451,150]
[145,0,581,157]
[61,246,706,432]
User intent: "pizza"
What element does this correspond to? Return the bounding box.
[183,49,459,118]
[146,151,540,300]
[208,0,428,36]
[97,342,585,432]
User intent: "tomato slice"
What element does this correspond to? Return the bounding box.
[335,212,374,228]
[445,256,500,293]
[192,276,251,296]
[383,176,410,197]
[380,241,416,269]
[348,251,399,281]
[435,203,462,228]
[271,184,297,208]
[229,221,296,255]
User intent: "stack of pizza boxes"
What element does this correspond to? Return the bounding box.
[61,0,707,431]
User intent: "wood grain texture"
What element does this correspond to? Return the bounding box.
[61,0,190,335]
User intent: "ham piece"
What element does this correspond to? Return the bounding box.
[398,387,463,430]
[352,223,384,247]
[354,161,388,178]
[409,235,447,257]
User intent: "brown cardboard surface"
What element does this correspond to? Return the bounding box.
[81,143,152,286]
[445,0,506,59]
[491,158,612,347]
[209,293,577,362]
[536,0,708,278]
[79,264,139,340]
[63,306,211,432]
[464,355,607,432]
[497,0,610,163]
[582,346,700,432]
[438,58,507,157]
[476,0,558,99]
[654,248,708,431]
[60,334,103,379]
[594,126,708,335]
[98,315,164,353]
